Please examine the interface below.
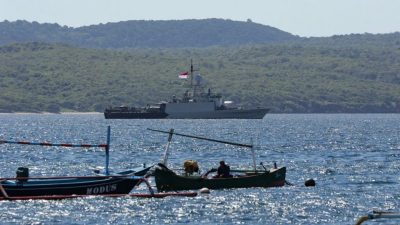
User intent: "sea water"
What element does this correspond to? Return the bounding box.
[0,114,399,225]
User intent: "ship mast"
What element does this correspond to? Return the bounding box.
[189,59,198,99]
[190,59,194,87]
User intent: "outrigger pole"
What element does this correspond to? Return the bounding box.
[148,128,253,148]
[148,128,258,171]
[355,211,400,225]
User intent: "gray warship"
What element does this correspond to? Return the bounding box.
[104,60,269,119]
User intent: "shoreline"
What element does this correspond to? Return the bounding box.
[0,112,399,115]
[0,112,102,115]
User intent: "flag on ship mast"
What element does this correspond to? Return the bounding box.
[179,71,189,79]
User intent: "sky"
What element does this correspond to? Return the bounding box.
[1,0,400,37]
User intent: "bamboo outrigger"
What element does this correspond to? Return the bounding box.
[355,211,400,225]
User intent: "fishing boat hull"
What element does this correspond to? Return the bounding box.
[154,164,286,191]
[1,176,140,197]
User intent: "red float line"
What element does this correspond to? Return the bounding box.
[0,140,108,149]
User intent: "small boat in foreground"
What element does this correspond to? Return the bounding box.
[149,128,287,191]
[0,126,196,200]
[0,174,141,197]
[154,163,286,191]
[0,173,196,200]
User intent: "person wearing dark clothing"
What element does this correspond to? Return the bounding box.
[214,161,231,178]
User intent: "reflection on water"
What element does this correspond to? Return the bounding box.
[0,114,399,224]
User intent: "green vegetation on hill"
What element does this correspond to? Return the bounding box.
[300,32,400,48]
[0,19,297,48]
[0,42,399,113]
[3,19,400,50]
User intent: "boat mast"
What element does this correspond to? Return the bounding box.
[105,126,111,175]
[161,129,174,166]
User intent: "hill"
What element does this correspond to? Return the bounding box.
[0,42,399,113]
[301,32,400,48]
[0,19,298,48]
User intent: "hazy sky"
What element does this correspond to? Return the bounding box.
[1,0,399,37]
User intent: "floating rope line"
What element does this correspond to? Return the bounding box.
[1,126,112,175]
[0,140,107,148]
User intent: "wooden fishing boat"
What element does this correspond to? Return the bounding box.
[154,163,286,191]
[0,126,146,199]
[0,174,141,197]
[148,128,287,191]
[0,172,197,200]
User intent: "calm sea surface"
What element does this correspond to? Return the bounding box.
[0,114,399,225]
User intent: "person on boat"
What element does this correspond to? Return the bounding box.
[214,160,232,178]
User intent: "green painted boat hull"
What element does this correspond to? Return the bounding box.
[154,164,286,191]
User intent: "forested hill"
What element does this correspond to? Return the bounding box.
[0,42,399,113]
[1,19,399,113]
[301,32,400,48]
[0,19,298,48]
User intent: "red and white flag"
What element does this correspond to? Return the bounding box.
[179,71,189,79]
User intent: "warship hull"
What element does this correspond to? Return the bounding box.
[165,108,268,119]
[104,108,268,119]
[104,111,168,119]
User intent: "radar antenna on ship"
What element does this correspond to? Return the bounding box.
[189,59,199,98]
[188,59,205,100]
